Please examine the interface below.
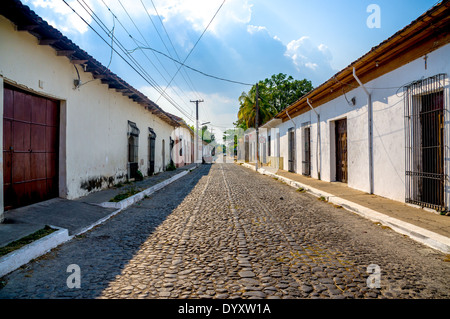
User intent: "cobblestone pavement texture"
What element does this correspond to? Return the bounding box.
[0,163,449,299]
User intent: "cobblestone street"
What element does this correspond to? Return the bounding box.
[0,163,449,299]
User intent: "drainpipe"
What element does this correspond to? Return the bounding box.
[285,109,297,173]
[353,67,373,194]
[307,98,321,180]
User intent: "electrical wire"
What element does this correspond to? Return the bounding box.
[78,8,115,88]
[65,0,196,123]
[127,44,253,86]
[141,0,203,101]
[111,0,196,119]
[155,0,228,103]
[65,0,250,130]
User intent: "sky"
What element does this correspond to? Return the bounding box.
[24,0,439,142]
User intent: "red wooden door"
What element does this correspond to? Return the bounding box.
[3,86,59,210]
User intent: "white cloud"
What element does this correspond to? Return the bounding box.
[284,36,335,83]
[150,0,253,36]
[31,0,93,34]
[246,24,267,35]
[318,43,333,60]
[305,62,318,70]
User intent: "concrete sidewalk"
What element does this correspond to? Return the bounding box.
[239,162,450,254]
[0,163,199,277]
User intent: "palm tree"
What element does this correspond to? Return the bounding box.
[237,83,276,130]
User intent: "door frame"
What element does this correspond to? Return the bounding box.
[2,82,62,210]
[148,128,156,176]
[288,127,295,172]
[334,118,348,183]
[301,122,311,176]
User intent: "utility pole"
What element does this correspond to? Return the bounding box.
[191,99,204,164]
[255,83,259,171]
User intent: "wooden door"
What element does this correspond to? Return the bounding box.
[302,127,311,176]
[148,129,156,175]
[3,86,59,210]
[335,119,347,183]
[288,128,295,172]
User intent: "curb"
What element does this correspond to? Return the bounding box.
[240,162,450,254]
[0,165,199,278]
[99,169,192,210]
[0,226,70,278]
[76,167,196,236]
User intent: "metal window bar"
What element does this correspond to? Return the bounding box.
[404,73,447,211]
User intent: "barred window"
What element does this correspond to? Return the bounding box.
[404,73,447,211]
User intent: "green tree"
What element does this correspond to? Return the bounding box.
[262,73,313,112]
[201,125,214,143]
[188,124,214,143]
[236,84,274,130]
[223,128,243,156]
[235,73,313,129]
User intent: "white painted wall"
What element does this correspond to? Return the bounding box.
[0,16,177,203]
[276,43,450,205]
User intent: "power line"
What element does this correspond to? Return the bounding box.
[112,0,196,119]
[155,0,228,103]
[65,0,245,130]
[141,0,204,101]
[65,0,196,123]
[127,44,253,86]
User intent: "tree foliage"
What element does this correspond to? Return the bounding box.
[235,73,313,130]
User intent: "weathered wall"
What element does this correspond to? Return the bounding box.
[276,43,450,204]
[0,16,176,205]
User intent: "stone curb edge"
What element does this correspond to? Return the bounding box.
[240,162,450,254]
[0,165,199,278]
[78,166,198,235]
[0,226,70,278]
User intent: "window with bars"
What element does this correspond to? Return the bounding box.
[404,73,447,211]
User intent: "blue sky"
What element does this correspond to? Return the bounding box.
[24,0,438,140]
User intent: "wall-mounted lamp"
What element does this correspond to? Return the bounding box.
[74,79,81,89]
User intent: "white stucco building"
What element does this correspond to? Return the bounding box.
[0,0,193,221]
[257,2,450,212]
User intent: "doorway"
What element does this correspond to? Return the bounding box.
[3,85,59,210]
[302,125,311,176]
[335,118,347,183]
[148,128,156,176]
[288,127,295,172]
